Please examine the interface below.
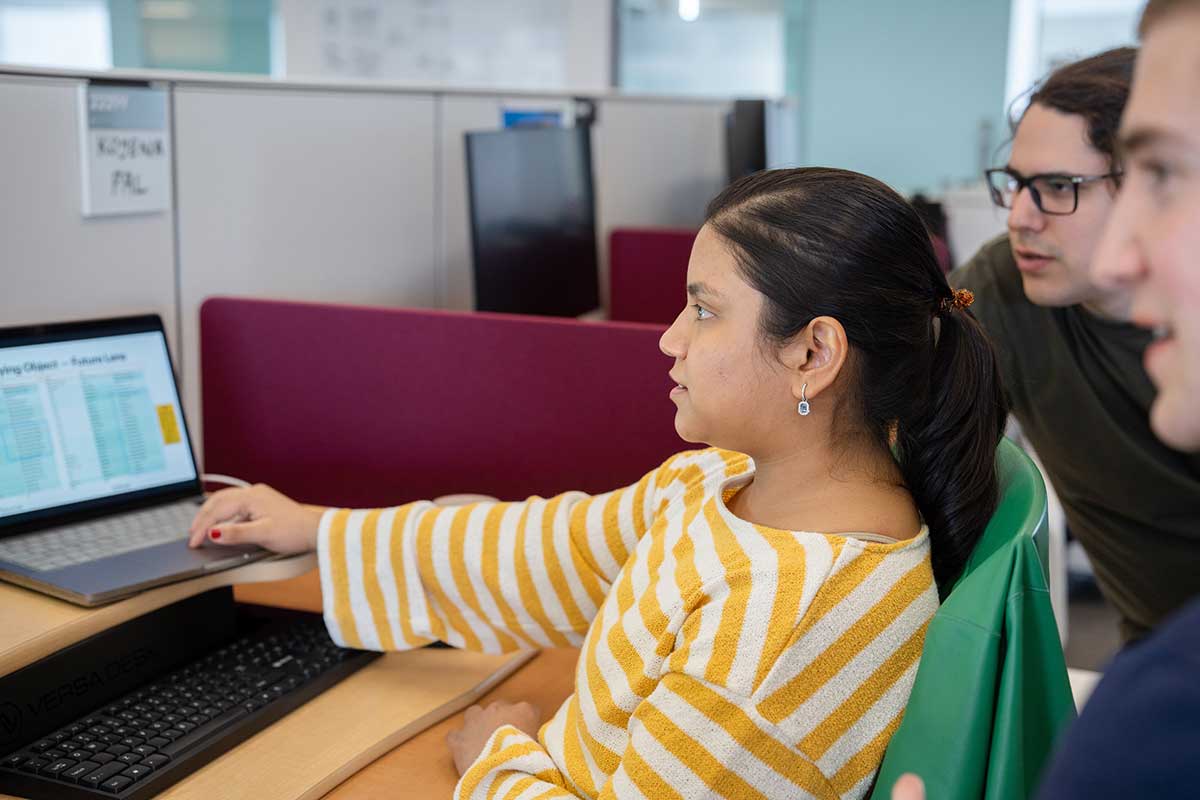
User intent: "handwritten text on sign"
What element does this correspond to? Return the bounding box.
[78,85,172,217]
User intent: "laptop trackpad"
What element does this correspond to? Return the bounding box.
[46,538,267,600]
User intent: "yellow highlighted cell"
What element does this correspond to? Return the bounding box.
[157,404,181,444]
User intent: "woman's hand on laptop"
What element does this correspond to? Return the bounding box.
[187,484,325,555]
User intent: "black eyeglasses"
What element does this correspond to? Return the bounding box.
[984,167,1122,216]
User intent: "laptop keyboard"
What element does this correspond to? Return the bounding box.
[0,500,201,572]
[0,615,376,799]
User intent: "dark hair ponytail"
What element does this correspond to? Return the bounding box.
[896,304,1008,591]
[706,167,1009,590]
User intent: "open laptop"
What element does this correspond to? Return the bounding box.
[0,314,270,606]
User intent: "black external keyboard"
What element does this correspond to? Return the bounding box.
[0,614,378,799]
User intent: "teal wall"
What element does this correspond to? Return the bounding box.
[108,0,142,69]
[785,0,1011,194]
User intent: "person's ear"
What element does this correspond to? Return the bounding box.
[778,316,849,406]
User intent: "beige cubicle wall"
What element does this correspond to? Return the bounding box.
[173,85,439,439]
[0,66,736,459]
[0,73,178,356]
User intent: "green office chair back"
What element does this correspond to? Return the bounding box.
[870,438,1076,799]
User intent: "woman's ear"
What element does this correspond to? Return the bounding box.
[778,316,850,402]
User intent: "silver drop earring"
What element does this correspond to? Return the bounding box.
[797,383,811,416]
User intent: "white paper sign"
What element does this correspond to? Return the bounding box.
[78,84,172,217]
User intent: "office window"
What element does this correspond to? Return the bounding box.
[617,0,785,97]
[0,0,112,70]
[1006,0,1145,112]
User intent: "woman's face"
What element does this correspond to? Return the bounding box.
[658,225,797,452]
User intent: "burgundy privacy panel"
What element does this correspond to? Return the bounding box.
[608,228,697,325]
[199,298,683,509]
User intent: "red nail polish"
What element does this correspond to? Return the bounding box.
[210,529,221,540]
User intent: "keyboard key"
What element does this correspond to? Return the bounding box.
[142,753,170,770]
[3,754,26,769]
[68,749,90,760]
[253,669,285,689]
[92,752,116,764]
[160,728,184,740]
[122,763,152,781]
[105,744,129,756]
[29,740,54,753]
[41,758,77,776]
[43,748,65,760]
[19,757,47,773]
[118,752,141,765]
[62,760,100,782]
[79,760,126,788]
[131,744,156,757]
[148,736,170,748]
[101,774,134,793]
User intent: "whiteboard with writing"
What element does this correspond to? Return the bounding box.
[77,84,172,217]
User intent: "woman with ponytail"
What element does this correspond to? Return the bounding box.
[188,167,1009,799]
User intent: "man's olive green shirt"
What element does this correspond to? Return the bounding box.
[952,235,1200,641]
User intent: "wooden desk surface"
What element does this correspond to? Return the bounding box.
[235,570,579,798]
[0,553,319,677]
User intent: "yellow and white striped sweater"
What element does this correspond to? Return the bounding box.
[317,448,938,799]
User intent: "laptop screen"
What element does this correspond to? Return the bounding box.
[0,316,200,530]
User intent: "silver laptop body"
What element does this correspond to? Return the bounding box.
[0,314,268,606]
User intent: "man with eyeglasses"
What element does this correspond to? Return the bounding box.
[952,46,1200,644]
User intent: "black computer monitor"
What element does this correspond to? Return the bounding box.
[464,126,600,317]
[725,99,767,184]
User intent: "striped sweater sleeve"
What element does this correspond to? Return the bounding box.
[455,673,833,799]
[316,454,685,652]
